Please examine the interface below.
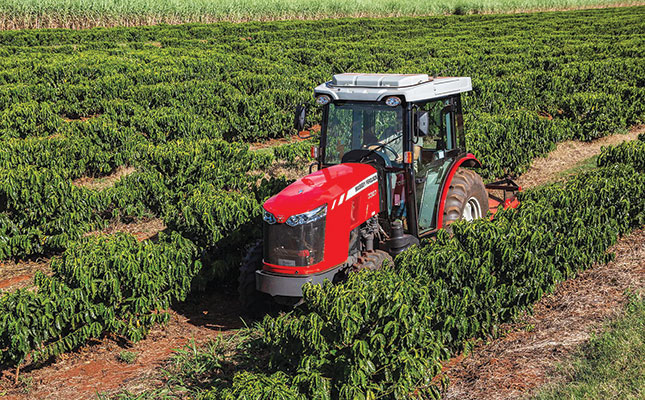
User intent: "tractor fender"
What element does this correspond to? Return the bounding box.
[436,153,482,228]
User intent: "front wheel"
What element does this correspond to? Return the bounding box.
[238,240,272,317]
[443,168,489,226]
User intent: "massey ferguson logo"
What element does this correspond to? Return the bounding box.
[331,173,378,210]
[276,215,285,222]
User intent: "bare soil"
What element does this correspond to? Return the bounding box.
[442,229,645,400]
[248,132,312,151]
[516,126,643,190]
[0,289,243,400]
[0,258,51,293]
[84,217,167,242]
[72,166,136,191]
[264,160,311,182]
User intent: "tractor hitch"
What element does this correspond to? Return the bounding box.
[486,177,521,216]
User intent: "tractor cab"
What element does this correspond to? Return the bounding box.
[310,73,475,237]
[239,73,519,312]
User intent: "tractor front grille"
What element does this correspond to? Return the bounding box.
[264,217,325,267]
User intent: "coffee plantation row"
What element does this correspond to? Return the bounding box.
[598,133,645,171]
[0,6,642,178]
[0,138,294,365]
[1,6,643,262]
[0,5,643,383]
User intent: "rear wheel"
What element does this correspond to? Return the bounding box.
[443,168,489,226]
[238,240,272,317]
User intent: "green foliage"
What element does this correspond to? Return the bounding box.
[168,186,260,249]
[118,350,138,364]
[466,110,569,178]
[234,153,645,398]
[272,140,315,165]
[0,166,109,258]
[0,7,642,176]
[597,139,645,172]
[533,295,645,400]
[0,101,61,139]
[1,6,644,383]
[139,139,272,191]
[0,232,200,367]
[210,371,308,400]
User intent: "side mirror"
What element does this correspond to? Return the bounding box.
[416,110,429,137]
[294,104,307,135]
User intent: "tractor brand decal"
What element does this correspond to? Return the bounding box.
[367,189,377,199]
[331,173,378,210]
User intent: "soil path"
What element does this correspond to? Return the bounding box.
[442,229,645,400]
[516,126,643,189]
[72,166,136,191]
[0,258,51,293]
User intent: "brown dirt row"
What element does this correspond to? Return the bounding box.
[248,133,310,151]
[442,229,645,400]
[0,3,643,30]
[83,217,167,242]
[72,166,136,191]
[516,126,643,190]
[0,258,51,293]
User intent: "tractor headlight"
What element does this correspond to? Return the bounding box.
[263,209,277,224]
[286,204,327,227]
[315,95,331,106]
[385,96,402,107]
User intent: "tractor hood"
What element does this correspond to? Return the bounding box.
[263,163,378,221]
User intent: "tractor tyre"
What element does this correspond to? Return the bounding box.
[443,168,489,227]
[356,250,394,271]
[238,240,272,317]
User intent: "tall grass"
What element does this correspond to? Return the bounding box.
[0,0,642,29]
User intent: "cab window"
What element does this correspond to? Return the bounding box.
[324,102,403,165]
[413,98,459,172]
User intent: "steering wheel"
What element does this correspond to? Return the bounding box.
[362,142,399,160]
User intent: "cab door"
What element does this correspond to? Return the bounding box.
[414,96,461,234]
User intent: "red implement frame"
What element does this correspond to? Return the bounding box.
[486,177,521,219]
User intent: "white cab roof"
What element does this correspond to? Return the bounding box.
[314,73,472,102]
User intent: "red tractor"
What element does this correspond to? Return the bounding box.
[239,73,519,310]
